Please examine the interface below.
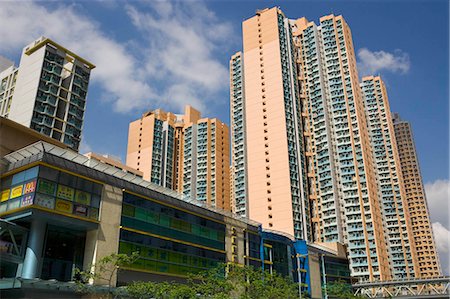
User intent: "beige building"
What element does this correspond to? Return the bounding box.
[232,7,401,282]
[293,14,391,282]
[361,76,419,279]
[84,152,143,178]
[236,7,312,240]
[393,113,442,277]
[126,105,230,211]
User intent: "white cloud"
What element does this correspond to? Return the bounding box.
[125,2,234,113]
[357,48,410,76]
[425,179,450,227]
[426,179,450,275]
[0,1,233,114]
[432,222,450,275]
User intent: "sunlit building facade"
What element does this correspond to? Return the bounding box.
[231,8,312,240]
[361,76,418,279]
[126,105,230,211]
[293,14,392,282]
[393,113,442,278]
[0,37,95,151]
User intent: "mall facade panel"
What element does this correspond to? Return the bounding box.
[393,113,442,278]
[0,37,95,151]
[126,105,231,211]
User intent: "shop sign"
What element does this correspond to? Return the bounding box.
[75,190,91,205]
[0,190,10,202]
[10,185,23,199]
[21,194,34,207]
[74,204,88,217]
[55,199,73,213]
[38,180,56,196]
[24,180,37,194]
[35,193,55,209]
[57,185,74,201]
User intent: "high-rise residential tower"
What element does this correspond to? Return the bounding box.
[0,58,18,118]
[0,37,95,151]
[231,7,411,281]
[361,76,418,279]
[126,105,231,211]
[230,52,248,217]
[232,8,312,240]
[393,113,442,278]
[293,14,392,281]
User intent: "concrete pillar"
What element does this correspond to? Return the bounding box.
[22,219,46,279]
[83,184,122,286]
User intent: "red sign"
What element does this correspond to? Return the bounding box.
[24,180,36,194]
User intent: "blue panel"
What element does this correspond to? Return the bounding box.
[293,240,311,295]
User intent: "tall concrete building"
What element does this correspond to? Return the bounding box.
[230,52,248,217]
[126,105,231,211]
[393,113,442,277]
[293,14,392,282]
[361,76,418,279]
[231,7,408,281]
[230,8,312,240]
[0,61,18,118]
[0,37,95,151]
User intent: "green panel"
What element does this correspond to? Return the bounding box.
[118,241,220,277]
[135,207,147,221]
[121,217,224,250]
[159,214,170,227]
[147,210,159,224]
[122,204,135,217]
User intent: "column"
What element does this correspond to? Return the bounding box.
[21,218,46,279]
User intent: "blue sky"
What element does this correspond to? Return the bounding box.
[1,0,449,273]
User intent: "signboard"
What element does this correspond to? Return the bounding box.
[38,180,56,196]
[75,190,91,205]
[35,193,55,209]
[21,194,34,207]
[74,204,88,217]
[24,180,36,194]
[89,207,99,220]
[7,198,21,210]
[0,190,9,202]
[10,185,23,199]
[55,199,73,213]
[57,185,74,201]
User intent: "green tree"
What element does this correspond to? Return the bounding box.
[325,280,365,299]
[127,281,197,299]
[75,252,139,298]
[126,263,304,299]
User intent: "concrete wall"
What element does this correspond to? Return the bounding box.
[83,185,123,286]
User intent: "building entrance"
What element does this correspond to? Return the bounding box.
[41,226,85,281]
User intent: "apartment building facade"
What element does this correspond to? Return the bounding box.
[393,113,442,277]
[0,37,95,151]
[230,7,429,281]
[126,105,230,211]
[361,76,418,278]
[293,14,393,282]
[231,8,313,241]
